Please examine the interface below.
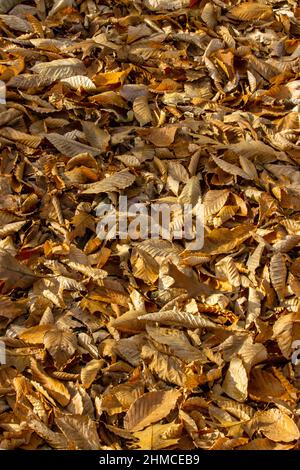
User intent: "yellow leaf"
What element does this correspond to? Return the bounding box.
[93,69,130,87]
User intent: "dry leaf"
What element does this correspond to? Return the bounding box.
[0,0,299,452]
[81,170,135,194]
[222,357,248,402]
[55,414,101,450]
[0,248,38,293]
[44,328,77,369]
[229,3,273,21]
[253,409,300,443]
[124,390,181,432]
[133,95,152,126]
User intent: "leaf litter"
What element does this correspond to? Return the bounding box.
[0,0,300,451]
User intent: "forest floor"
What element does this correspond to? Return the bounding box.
[0,0,300,450]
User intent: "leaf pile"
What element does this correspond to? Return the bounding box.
[0,0,300,451]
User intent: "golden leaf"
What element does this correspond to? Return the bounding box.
[124,389,181,432]
[30,359,71,407]
[93,69,130,87]
[229,3,273,21]
[253,409,300,443]
[200,225,253,255]
[133,422,182,450]
[19,325,53,344]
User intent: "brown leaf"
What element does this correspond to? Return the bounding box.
[44,328,77,369]
[0,248,38,293]
[138,126,178,147]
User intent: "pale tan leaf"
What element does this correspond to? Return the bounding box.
[230,141,284,163]
[204,189,230,218]
[47,133,100,157]
[273,312,300,358]
[0,220,26,238]
[115,334,146,366]
[61,75,96,91]
[139,309,217,329]
[167,161,189,183]
[146,325,205,363]
[144,0,189,10]
[48,0,74,15]
[222,357,248,402]
[239,156,258,180]
[178,176,201,206]
[238,338,267,374]
[55,413,101,449]
[212,155,251,180]
[133,95,152,126]
[141,343,186,386]
[31,58,86,81]
[214,397,255,421]
[124,389,181,432]
[27,415,68,450]
[273,235,300,253]
[201,2,217,28]
[82,169,135,194]
[270,253,287,299]
[65,261,107,280]
[245,287,261,328]
[0,80,5,105]
[0,14,32,32]
[111,309,148,333]
[247,243,265,273]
